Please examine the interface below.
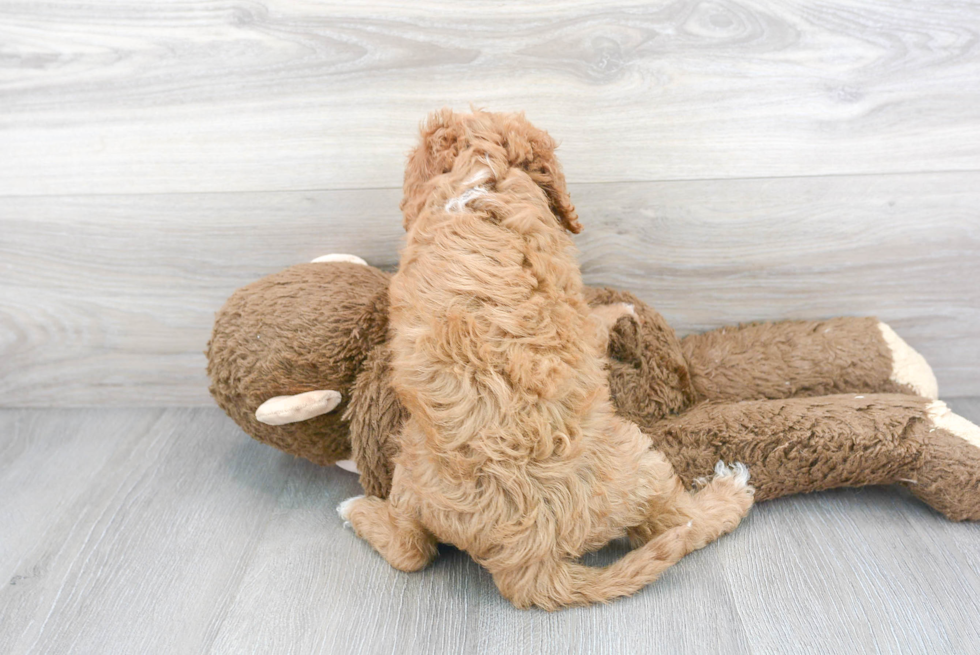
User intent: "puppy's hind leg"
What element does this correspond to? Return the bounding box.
[338,493,437,572]
[630,460,754,552]
[684,461,754,550]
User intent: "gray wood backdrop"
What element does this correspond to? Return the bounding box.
[2,0,979,406]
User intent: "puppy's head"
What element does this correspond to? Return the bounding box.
[400,109,581,234]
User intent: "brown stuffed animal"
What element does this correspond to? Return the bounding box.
[207,256,980,521]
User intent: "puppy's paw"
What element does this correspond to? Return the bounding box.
[703,461,755,519]
[337,495,365,527]
[713,460,751,488]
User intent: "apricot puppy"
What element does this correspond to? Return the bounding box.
[339,109,754,610]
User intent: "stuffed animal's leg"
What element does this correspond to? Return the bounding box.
[628,460,754,551]
[680,317,937,401]
[646,393,980,520]
[910,401,980,520]
[337,481,437,572]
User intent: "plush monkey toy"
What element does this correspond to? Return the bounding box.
[207,255,980,521]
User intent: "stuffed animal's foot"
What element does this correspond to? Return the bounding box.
[908,401,980,521]
[878,322,938,399]
[311,253,368,265]
[338,495,437,571]
[927,401,980,449]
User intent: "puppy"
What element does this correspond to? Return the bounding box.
[339,109,754,610]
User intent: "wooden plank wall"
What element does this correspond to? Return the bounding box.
[2,0,979,406]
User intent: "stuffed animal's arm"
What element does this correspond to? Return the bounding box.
[680,317,938,401]
[646,393,980,520]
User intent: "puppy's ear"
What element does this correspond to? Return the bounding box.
[400,108,467,230]
[516,122,582,234]
[531,148,581,234]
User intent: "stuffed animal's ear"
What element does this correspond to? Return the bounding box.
[255,390,342,425]
[400,108,467,230]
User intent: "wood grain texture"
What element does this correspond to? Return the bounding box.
[2,172,978,406]
[1,402,979,654]
[0,408,296,655]
[1,0,980,195]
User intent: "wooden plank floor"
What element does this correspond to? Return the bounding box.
[2,400,979,655]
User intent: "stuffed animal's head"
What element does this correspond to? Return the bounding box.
[400,108,580,234]
[207,260,392,466]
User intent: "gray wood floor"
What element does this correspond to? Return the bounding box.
[2,399,979,655]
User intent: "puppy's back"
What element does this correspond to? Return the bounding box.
[390,167,603,457]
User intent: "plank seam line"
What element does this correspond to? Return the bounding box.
[1,168,979,200]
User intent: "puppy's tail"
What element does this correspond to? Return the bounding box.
[499,523,693,611]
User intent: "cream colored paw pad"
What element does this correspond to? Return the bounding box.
[927,401,980,450]
[878,322,938,399]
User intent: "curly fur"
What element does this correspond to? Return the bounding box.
[341,110,754,610]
